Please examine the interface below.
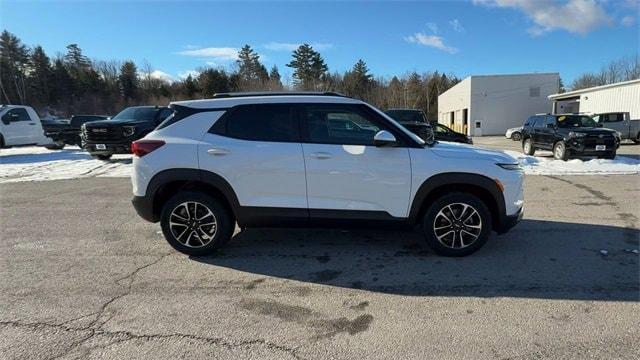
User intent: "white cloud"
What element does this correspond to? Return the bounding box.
[621,15,635,26]
[426,22,439,34]
[449,19,465,32]
[178,70,200,80]
[177,47,238,61]
[138,70,174,82]
[405,32,458,54]
[473,0,612,35]
[263,42,333,51]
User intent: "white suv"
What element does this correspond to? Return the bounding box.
[131,92,524,257]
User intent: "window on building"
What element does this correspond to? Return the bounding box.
[529,86,540,97]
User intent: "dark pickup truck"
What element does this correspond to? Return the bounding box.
[384,108,472,144]
[82,106,173,160]
[44,115,109,149]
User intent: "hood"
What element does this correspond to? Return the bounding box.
[84,118,149,127]
[430,141,517,163]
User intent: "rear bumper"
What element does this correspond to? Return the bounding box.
[497,206,523,234]
[132,195,157,222]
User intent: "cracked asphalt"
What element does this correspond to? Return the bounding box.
[1,159,639,358]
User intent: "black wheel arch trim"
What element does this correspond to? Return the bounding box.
[137,168,241,223]
[408,172,508,231]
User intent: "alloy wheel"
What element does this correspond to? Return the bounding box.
[433,202,482,249]
[169,201,218,248]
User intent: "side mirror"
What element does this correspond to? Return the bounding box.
[373,130,397,147]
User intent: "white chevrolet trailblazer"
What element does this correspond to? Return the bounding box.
[131,92,524,257]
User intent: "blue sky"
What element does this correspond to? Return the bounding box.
[1,0,638,85]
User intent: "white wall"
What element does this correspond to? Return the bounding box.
[469,73,559,136]
[437,77,471,134]
[575,81,640,120]
[438,73,559,136]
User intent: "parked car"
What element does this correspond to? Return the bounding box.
[521,113,620,160]
[131,92,524,257]
[45,115,110,148]
[433,123,473,144]
[82,106,172,160]
[384,108,434,142]
[505,126,523,141]
[0,105,55,148]
[384,109,471,144]
[591,112,640,143]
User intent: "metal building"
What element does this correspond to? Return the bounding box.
[438,73,559,136]
[548,79,640,119]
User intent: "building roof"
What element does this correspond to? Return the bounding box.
[548,79,640,100]
[464,72,559,79]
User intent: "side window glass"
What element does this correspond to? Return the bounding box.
[225,104,298,142]
[3,109,29,122]
[302,104,382,146]
[605,114,622,123]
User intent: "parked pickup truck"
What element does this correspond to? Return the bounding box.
[0,105,55,148]
[82,106,173,160]
[592,112,640,143]
[44,114,110,149]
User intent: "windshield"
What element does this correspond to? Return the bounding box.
[556,115,598,128]
[112,107,158,121]
[385,110,426,123]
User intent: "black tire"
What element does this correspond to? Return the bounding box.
[522,138,535,155]
[511,132,522,141]
[91,154,112,160]
[633,133,640,144]
[421,192,492,257]
[160,191,234,256]
[0,134,4,148]
[553,141,569,161]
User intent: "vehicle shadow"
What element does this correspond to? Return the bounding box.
[0,148,91,164]
[192,219,639,301]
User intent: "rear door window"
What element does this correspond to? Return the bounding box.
[219,104,299,142]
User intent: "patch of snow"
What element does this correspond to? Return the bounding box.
[503,150,640,176]
[0,146,131,183]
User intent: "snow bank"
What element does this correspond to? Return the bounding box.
[0,146,131,183]
[503,150,640,175]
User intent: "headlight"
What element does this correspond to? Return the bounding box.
[568,131,587,138]
[497,163,523,171]
[123,126,136,137]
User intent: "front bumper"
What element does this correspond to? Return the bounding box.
[85,142,132,155]
[497,206,523,234]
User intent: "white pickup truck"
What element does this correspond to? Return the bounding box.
[592,112,640,143]
[0,105,53,148]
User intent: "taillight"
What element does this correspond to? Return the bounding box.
[131,140,165,157]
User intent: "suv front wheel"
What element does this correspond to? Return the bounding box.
[160,191,234,256]
[421,192,492,257]
[553,141,569,161]
[523,138,535,156]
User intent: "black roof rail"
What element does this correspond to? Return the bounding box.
[211,91,347,98]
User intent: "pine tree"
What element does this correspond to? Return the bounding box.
[118,61,138,103]
[28,46,53,107]
[64,44,91,70]
[343,59,372,99]
[286,44,328,90]
[198,68,230,97]
[183,74,198,98]
[0,30,30,104]
[268,65,283,90]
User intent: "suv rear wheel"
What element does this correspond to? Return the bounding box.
[522,138,535,155]
[421,192,492,257]
[160,191,234,256]
[553,141,569,161]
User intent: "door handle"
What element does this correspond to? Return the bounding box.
[207,148,230,156]
[310,152,332,159]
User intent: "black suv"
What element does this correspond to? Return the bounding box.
[384,109,472,144]
[521,114,619,160]
[82,106,173,160]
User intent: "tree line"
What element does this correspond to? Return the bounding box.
[3,29,636,119]
[570,55,640,91]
